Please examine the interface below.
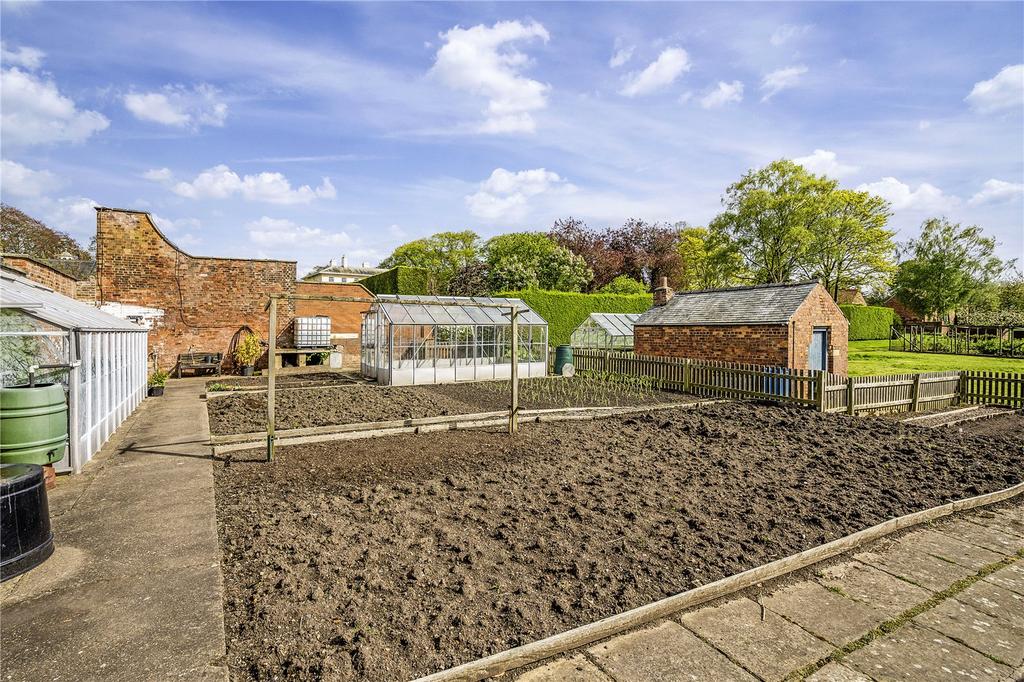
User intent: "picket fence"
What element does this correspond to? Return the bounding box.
[559,349,1023,414]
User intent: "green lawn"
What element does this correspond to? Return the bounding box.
[847,339,1024,376]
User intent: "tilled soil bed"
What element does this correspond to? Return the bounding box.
[214,402,1022,681]
[207,377,688,435]
[206,372,359,392]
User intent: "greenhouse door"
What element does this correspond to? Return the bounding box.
[809,328,828,372]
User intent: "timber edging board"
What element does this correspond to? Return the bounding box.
[412,481,1024,682]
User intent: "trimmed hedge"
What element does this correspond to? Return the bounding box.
[840,304,901,341]
[495,288,652,346]
[360,266,434,295]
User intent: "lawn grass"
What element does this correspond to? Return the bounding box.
[847,340,1024,376]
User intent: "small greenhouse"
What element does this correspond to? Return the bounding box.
[1,270,148,473]
[360,295,548,385]
[570,313,640,350]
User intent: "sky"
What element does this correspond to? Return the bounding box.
[1,1,1022,276]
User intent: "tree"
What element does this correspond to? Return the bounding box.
[607,219,685,289]
[549,217,622,291]
[599,275,648,295]
[799,189,896,300]
[892,218,1011,320]
[445,261,490,296]
[708,160,833,283]
[677,226,742,290]
[483,232,592,292]
[0,204,91,261]
[379,230,480,288]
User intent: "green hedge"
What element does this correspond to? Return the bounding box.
[495,288,652,346]
[360,266,434,295]
[840,304,901,341]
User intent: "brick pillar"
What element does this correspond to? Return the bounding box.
[653,277,673,306]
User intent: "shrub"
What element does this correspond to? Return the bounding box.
[360,266,435,295]
[495,288,652,346]
[599,275,648,295]
[148,370,169,387]
[840,304,901,341]
[234,332,262,367]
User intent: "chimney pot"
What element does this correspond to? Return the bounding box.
[653,277,674,306]
[341,255,348,268]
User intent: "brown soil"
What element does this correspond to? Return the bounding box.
[206,372,359,392]
[206,378,687,435]
[213,402,1022,681]
[947,410,1024,438]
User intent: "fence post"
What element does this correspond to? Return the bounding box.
[603,350,610,374]
[846,377,855,416]
[957,372,967,406]
[910,373,921,412]
[683,359,691,394]
[816,371,826,412]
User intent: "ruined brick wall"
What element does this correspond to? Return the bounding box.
[294,282,373,359]
[95,208,295,372]
[1,255,79,298]
[634,324,790,366]
[789,284,849,375]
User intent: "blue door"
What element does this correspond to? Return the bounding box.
[809,328,828,372]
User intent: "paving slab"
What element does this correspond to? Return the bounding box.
[914,593,1024,667]
[586,620,756,682]
[934,518,1024,557]
[679,598,831,682]
[896,529,1006,571]
[517,654,611,682]
[955,580,1024,630]
[804,662,872,681]
[985,562,1024,596]
[855,544,974,591]
[845,622,1011,681]
[967,508,1024,541]
[816,560,933,616]
[762,581,888,647]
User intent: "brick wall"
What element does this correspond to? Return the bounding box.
[294,281,373,359]
[95,208,296,372]
[75,276,97,303]
[634,284,849,374]
[1,255,79,298]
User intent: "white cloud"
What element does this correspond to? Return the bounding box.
[620,48,691,97]
[792,149,859,178]
[965,64,1024,114]
[770,24,812,47]
[43,196,99,236]
[0,159,60,197]
[142,167,174,182]
[609,40,634,68]
[465,167,572,221]
[1,67,109,146]
[918,120,931,131]
[167,165,336,204]
[857,177,959,212]
[246,216,351,246]
[700,81,744,109]
[430,19,550,134]
[1,43,45,69]
[968,179,1024,206]
[123,84,228,128]
[760,65,808,101]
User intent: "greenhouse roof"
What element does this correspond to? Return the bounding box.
[0,270,145,333]
[374,295,547,326]
[586,313,640,337]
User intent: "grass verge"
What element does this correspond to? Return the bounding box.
[848,340,1024,376]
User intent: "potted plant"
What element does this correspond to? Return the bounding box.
[148,370,168,397]
[234,333,262,376]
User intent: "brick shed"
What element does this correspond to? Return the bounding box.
[634,280,848,374]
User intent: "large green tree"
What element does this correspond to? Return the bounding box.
[709,160,833,284]
[484,232,592,292]
[892,218,1011,320]
[676,226,742,290]
[379,230,480,288]
[799,189,896,299]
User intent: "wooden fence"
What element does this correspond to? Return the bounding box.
[558,349,1023,414]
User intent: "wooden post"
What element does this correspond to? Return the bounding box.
[267,297,277,462]
[910,373,921,412]
[683,359,691,394]
[957,372,967,406]
[846,377,855,416]
[509,305,519,434]
[815,371,826,412]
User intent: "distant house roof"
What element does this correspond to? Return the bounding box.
[837,288,866,305]
[302,263,386,280]
[636,281,821,326]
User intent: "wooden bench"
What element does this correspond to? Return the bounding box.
[176,352,223,378]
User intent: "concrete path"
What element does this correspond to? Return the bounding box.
[520,503,1024,682]
[0,378,227,681]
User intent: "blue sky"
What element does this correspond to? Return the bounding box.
[2,1,1022,275]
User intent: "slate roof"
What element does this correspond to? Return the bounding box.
[636,281,821,326]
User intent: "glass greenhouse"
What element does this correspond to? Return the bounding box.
[360,295,548,385]
[570,313,640,350]
[1,269,148,473]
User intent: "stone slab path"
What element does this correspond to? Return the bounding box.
[519,502,1024,682]
[0,378,227,681]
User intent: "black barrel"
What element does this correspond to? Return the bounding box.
[1,463,54,582]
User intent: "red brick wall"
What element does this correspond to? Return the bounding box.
[294,282,373,359]
[1,255,79,298]
[95,208,295,372]
[789,284,849,374]
[635,324,790,366]
[75,276,97,303]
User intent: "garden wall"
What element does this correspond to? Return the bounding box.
[95,208,296,372]
[294,281,374,357]
[1,254,79,298]
[496,289,653,346]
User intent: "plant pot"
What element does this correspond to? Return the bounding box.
[241,365,254,377]
[148,386,164,397]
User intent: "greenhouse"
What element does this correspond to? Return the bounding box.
[1,269,149,474]
[360,295,548,385]
[570,313,640,350]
